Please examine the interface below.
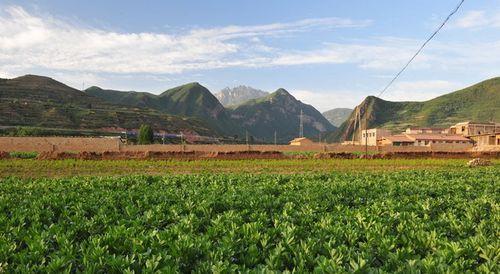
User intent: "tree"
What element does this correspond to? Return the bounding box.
[138,125,154,145]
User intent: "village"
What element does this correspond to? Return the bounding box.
[289,121,500,151]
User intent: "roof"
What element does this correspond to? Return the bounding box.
[407,127,444,130]
[405,134,470,141]
[453,121,497,126]
[289,137,312,142]
[383,135,414,143]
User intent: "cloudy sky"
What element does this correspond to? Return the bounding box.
[1,0,499,111]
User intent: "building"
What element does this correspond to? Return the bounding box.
[289,137,314,146]
[449,122,500,137]
[378,135,414,146]
[341,140,360,146]
[405,127,446,134]
[379,133,471,146]
[469,132,500,146]
[360,128,391,146]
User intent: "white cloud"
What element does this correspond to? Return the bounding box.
[453,10,500,29]
[269,38,433,70]
[382,80,461,102]
[0,5,370,75]
[291,80,463,111]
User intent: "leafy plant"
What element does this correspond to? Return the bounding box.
[0,170,498,272]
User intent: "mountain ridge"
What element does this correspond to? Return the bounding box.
[215,85,268,107]
[322,108,353,127]
[0,75,215,135]
[230,88,337,142]
[330,77,500,142]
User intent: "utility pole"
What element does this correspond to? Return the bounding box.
[364,108,368,158]
[246,130,250,150]
[274,130,277,146]
[299,109,304,138]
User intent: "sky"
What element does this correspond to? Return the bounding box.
[1,0,499,111]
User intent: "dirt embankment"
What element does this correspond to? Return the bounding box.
[314,151,500,159]
[34,150,286,160]
[1,150,497,161]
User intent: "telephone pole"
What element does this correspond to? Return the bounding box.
[274,130,277,146]
[364,108,368,157]
[299,109,304,138]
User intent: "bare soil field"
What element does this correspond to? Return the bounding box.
[2,158,499,178]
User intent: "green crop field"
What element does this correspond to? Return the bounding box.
[0,168,498,272]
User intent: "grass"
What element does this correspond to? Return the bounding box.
[1,158,498,178]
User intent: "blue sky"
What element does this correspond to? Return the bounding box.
[1,0,499,110]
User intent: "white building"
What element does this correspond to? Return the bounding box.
[360,128,391,146]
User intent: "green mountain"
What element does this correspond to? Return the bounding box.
[331,77,500,142]
[230,88,337,143]
[0,75,214,135]
[85,86,163,110]
[322,108,353,127]
[86,82,242,136]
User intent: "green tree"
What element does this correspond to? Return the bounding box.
[138,125,154,144]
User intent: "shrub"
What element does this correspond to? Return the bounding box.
[9,151,38,159]
[138,124,154,145]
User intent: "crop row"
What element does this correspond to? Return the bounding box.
[0,170,498,272]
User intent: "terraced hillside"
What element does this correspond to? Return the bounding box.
[86,83,242,136]
[0,75,214,135]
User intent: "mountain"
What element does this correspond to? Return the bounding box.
[215,86,268,106]
[85,86,163,110]
[0,75,214,135]
[331,77,500,142]
[230,88,337,143]
[322,108,353,127]
[86,82,242,136]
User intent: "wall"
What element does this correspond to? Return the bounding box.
[0,137,475,154]
[0,137,121,152]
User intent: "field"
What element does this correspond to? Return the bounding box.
[1,158,499,178]
[0,159,498,272]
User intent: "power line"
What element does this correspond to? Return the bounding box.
[376,0,466,98]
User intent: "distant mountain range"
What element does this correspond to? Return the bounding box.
[322,108,353,127]
[2,74,498,143]
[215,86,268,106]
[330,77,500,142]
[0,75,335,142]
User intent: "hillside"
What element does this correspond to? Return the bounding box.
[331,77,500,142]
[0,75,214,135]
[322,108,353,127]
[85,86,163,110]
[230,88,336,143]
[215,86,268,106]
[159,83,243,136]
[86,82,243,136]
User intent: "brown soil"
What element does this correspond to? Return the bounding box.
[34,150,287,160]
[0,151,10,159]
